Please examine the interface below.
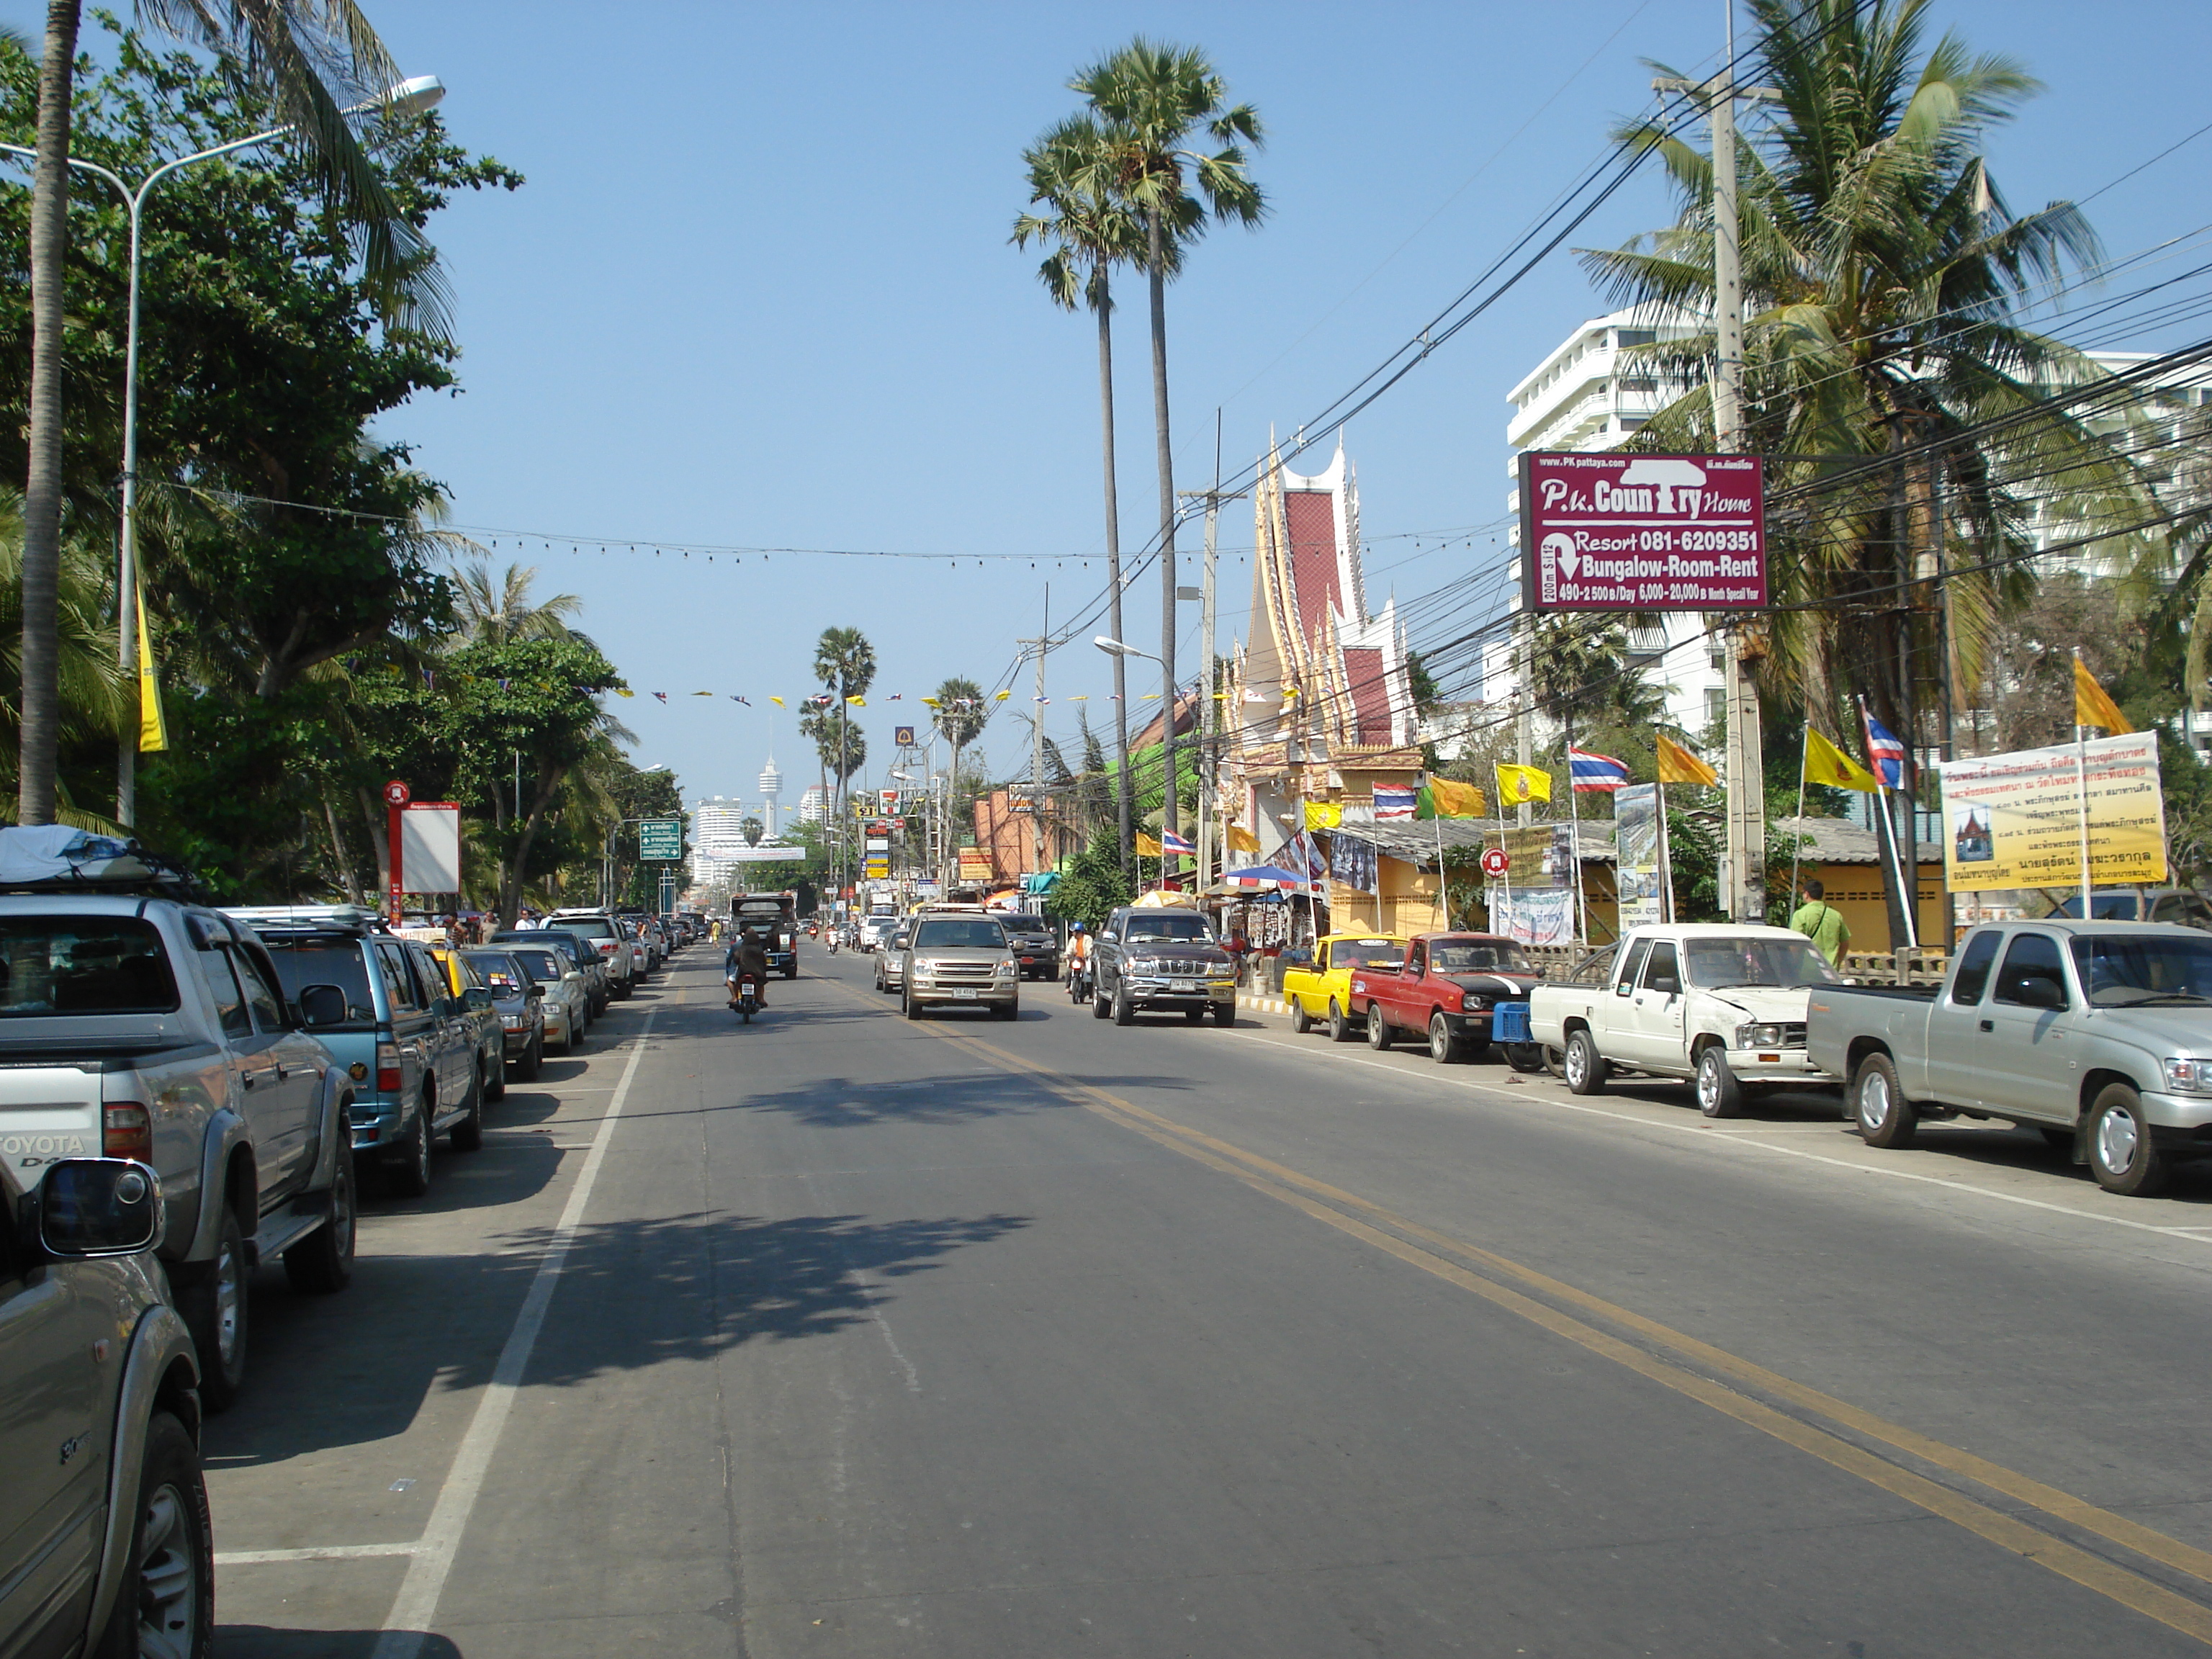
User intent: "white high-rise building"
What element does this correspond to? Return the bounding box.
[797,783,829,825]
[1499,307,1721,739]
[757,758,783,838]
[688,796,752,890]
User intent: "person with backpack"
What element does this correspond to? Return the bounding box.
[1789,878,1851,966]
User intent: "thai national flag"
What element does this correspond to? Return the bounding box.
[1372,785,1418,820]
[1568,745,1630,792]
[1160,830,1195,857]
[1861,709,1909,788]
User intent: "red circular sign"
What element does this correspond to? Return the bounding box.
[1480,846,1511,877]
[383,780,411,806]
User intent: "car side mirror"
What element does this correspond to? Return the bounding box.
[526,984,545,999]
[35,1159,161,1257]
[2013,973,2067,1010]
[298,983,349,1029]
[1650,975,1681,996]
[464,986,494,1012]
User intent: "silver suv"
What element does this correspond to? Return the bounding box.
[0,1156,212,1656]
[547,910,637,999]
[900,911,1018,1020]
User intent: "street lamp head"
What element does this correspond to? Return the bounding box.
[377,75,445,117]
[1094,635,1140,659]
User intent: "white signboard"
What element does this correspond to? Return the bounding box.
[400,802,461,894]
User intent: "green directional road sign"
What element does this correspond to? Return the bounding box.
[638,817,684,861]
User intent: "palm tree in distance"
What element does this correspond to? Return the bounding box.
[811,626,876,889]
[1012,115,1162,879]
[451,562,585,647]
[930,674,987,883]
[1072,40,1263,848]
[17,0,447,825]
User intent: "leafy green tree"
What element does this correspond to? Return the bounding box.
[15,0,448,824]
[1042,826,1135,931]
[1072,39,1263,845]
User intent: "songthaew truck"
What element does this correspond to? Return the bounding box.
[732,891,800,978]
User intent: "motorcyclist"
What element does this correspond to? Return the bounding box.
[727,923,772,1008]
[1066,922,1094,995]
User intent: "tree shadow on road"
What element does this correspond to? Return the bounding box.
[205,1207,1030,1465]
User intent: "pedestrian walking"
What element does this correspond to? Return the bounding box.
[1789,878,1851,966]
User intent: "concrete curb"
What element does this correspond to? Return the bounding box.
[1238,992,1295,1019]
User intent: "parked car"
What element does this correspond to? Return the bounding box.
[1092,905,1238,1027]
[899,911,1018,1020]
[1284,932,1409,1040]
[0,861,360,1415]
[874,920,914,993]
[464,950,547,1080]
[1807,919,2212,1196]
[1527,924,1844,1117]
[494,927,607,1017]
[1002,915,1061,981]
[429,943,509,1101]
[619,912,664,973]
[547,909,639,999]
[238,905,488,1194]
[499,939,590,1054]
[1348,932,1541,1063]
[0,1154,213,1657]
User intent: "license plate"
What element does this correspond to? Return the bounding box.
[952,988,978,999]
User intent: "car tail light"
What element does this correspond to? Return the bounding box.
[376,1042,403,1094]
[103,1102,153,1161]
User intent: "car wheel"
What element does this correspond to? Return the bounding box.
[994,1000,1019,1021]
[180,1208,249,1412]
[1853,1052,1917,1149]
[904,989,924,1021]
[1695,1045,1744,1119]
[1113,988,1135,1026]
[283,1143,356,1295]
[1505,1042,1546,1073]
[449,1063,485,1153]
[485,1048,507,1101]
[96,1411,212,1659]
[386,1101,433,1199]
[1365,1007,1395,1050]
[1429,1012,1461,1064]
[1327,999,1354,1043]
[1290,999,1313,1035]
[1563,1029,1608,1095]
[519,1034,543,1082]
[1092,984,1111,1020]
[2088,1083,2168,1197]
[1181,1007,1203,1025]
[1212,1003,1235,1027]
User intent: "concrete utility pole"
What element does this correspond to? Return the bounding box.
[1660,17,1777,922]
[1180,443,1247,894]
[1021,616,1049,875]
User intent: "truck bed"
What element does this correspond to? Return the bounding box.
[1821,981,1939,1002]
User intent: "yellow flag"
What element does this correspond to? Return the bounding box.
[994,689,1012,701]
[1802,727,1879,793]
[1226,823,1260,853]
[614,688,636,698]
[1655,734,1718,787]
[769,695,785,706]
[1424,777,1487,818]
[1493,762,1552,805]
[846,695,866,706]
[2073,655,2131,733]
[1135,833,1163,856]
[1303,801,1342,830]
[135,583,167,753]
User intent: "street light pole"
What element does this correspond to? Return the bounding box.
[0,75,444,827]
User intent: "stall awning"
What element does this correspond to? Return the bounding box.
[1021,871,1061,894]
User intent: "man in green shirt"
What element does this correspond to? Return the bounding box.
[1789,878,1851,965]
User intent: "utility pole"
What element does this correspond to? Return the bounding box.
[1660,15,1776,922]
[1020,592,1049,876]
[1180,426,1247,896]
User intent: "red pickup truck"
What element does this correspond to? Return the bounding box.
[1348,931,1542,1064]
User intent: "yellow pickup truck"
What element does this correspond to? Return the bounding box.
[1284,932,1409,1041]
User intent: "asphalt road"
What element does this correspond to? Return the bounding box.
[204,940,2212,1657]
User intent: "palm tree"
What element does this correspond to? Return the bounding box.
[810,626,875,886]
[1072,39,1264,847]
[928,674,987,880]
[451,561,585,647]
[1584,0,2135,742]
[17,0,443,825]
[1012,114,1158,878]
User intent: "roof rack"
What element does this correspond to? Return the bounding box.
[225,904,390,933]
[0,826,208,902]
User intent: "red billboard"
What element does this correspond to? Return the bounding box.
[1520,451,1766,611]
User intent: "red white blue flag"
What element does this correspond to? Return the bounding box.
[1860,707,1909,789]
[1568,746,1630,792]
[1160,830,1195,857]
[1372,785,1418,820]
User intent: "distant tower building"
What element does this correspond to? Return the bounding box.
[757,757,783,837]
[798,783,829,825]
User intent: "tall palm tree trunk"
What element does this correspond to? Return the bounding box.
[19,0,81,827]
[1096,264,1133,878]
[1146,206,1179,845]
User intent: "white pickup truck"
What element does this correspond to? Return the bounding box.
[1527,923,1845,1116]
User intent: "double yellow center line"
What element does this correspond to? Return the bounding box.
[837,977,2212,1642]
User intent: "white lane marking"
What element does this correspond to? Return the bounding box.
[219,1542,416,1565]
[370,1006,659,1658]
[1219,1027,2212,1245]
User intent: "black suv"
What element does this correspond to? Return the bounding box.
[1092,906,1238,1026]
[1002,916,1060,981]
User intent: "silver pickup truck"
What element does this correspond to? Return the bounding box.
[0,889,357,1407]
[1805,918,2212,1197]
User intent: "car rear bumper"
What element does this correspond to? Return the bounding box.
[1124,978,1237,1009]
[907,982,1015,1008]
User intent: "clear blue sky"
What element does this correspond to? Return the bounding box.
[31,1,2212,814]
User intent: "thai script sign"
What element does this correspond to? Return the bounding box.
[1521,451,1766,610]
[1936,732,2167,892]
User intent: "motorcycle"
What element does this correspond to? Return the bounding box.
[1067,961,1092,1004]
[730,970,762,1022]
[826,930,840,955]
